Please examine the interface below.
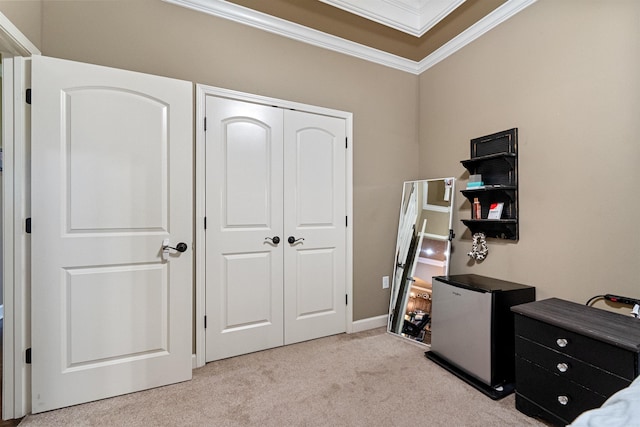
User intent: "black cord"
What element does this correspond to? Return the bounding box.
[586,295,605,306]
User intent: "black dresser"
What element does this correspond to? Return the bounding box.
[511,298,640,426]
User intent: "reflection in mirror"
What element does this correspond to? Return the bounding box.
[388,178,455,345]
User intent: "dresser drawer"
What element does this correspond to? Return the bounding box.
[515,315,636,380]
[515,336,631,396]
[515,357,607,424]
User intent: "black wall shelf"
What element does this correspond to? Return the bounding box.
[461,128,518,240]
[461,219,518,240]
[460,153,516,170]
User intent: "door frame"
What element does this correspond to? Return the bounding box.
[0,11,40,420]
[194,84,354,368]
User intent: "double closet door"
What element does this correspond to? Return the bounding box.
[204,96,347,362]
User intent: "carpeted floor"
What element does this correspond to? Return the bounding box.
[19,328,546,426]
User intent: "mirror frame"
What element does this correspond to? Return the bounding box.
[387,177,455,345]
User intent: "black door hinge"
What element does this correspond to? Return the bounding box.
[204,117,207,132]
[204,315,207,329]
[345,294,348,305]
[26,348,32,364]
[345,137,348,149]
[449,229,455,241]
[26,218,32,234]
[345,216,348,227]
[204,217,207,230]
[26,89,32,105]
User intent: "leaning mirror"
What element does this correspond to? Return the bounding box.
[388,178,455,345]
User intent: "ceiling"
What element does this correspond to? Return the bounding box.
[165,0,537,74]
[319,0,471,37]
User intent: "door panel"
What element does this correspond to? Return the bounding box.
[224,120,273,227]
[223,252,273,328]
[284,110,346,345]
[66,88,167,231]
[65,264,167,366]
[296,128,335,224]
[205,97,284,362]
[31,56,193,413]
[294,248,336,315]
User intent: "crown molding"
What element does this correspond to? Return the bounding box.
[164,0,537,75]
[319,0,466,37]
[165,0,419,73]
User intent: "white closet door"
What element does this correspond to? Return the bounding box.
[205,96,285,361]
[31,56,193,413]
[283,110,347,345]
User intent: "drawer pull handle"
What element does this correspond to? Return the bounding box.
[557,363,569,373]
[558,395,570,406]
[556,338,568,348]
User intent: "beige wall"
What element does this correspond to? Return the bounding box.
[4,0,636,322]
[35,0,419,321]
[419,0,640,313]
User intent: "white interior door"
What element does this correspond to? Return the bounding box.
[283,110,346,345]
[31,56,193,413]
[205,96,284,362]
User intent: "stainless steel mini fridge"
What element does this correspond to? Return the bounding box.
[427,274,535,399]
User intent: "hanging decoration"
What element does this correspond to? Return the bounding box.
[468,232,488,261]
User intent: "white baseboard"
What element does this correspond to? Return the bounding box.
[350,314,388,333]
[193,315,390,368]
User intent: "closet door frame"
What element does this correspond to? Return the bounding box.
[194,84,353,368]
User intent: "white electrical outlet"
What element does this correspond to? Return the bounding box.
[382,276,390,289]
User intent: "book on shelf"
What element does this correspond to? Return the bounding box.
[487,202,504,219]
[466,181,484,189]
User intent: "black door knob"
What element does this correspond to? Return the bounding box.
[288,236,305,244]
[163,242,188,252]
[265,236,280,244]
[174,242,188,252]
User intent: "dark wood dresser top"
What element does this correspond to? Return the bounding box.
[511,298,640,352]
